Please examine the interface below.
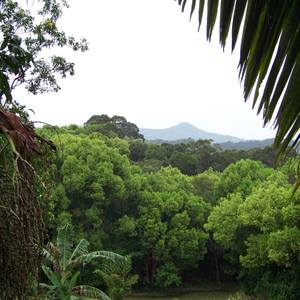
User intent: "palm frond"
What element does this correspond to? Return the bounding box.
[178,0,300,158]
[72,285,110,300]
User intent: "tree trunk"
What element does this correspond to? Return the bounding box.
[208,237,221,285]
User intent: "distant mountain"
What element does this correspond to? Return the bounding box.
[140,122,244,143]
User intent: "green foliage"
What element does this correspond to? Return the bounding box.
[85,115,144,140]
[43,132,139,248]
[206,160,300,298]
[129,139,147,161]
[206,193,243,250]
[191,168,220,204]
[130,138,289,176]
[37,124,300,297]
[95,256,138,300]
[241,265,300,300]
[126,167,210,287]
[227,291,254,300]
[40,224,130,300]
[38,126,213,288]
[154,263,181,288]
[0,0,87,109]
[280,157,300,184]
[216,159,273,198]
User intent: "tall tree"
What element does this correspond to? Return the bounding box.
[0,1,87,297]
[0,0,87,110]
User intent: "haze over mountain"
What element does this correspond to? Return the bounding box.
[140,122,245,143]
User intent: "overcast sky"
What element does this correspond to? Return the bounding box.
[16,0,276,140]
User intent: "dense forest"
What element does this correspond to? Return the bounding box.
[1,0,300,299]
[31,115,300,299]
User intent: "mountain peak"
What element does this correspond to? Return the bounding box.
[177,122,192,126]
[140,123,244,143]
[175,122,198,128]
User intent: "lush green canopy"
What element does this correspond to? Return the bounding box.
[38,124,300,298]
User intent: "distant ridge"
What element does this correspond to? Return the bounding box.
[140,122,244,143]
[218,138,275,150]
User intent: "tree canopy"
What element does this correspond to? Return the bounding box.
[37,123,300,298]
[0,0,87,110]
[85,115,144,140]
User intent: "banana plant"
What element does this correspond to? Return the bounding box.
[39,224,126,300]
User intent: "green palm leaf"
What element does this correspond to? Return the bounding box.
[177,0,300,159]
[219,0,235,48]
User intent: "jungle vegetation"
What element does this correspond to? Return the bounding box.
[33,121,300,299]
[0,0,300,299]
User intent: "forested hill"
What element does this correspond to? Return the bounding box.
[218,138,275,150]
[81,116,273,149]
[140,122,244,143]
[147,137,276,150]
[140,123,279,150]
